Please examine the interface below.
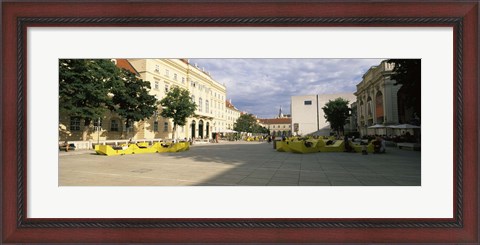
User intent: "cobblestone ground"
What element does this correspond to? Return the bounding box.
[59,141,421,186]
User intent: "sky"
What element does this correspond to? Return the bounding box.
[190,59,384,118]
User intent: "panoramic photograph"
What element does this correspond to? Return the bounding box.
[58,58,421,186]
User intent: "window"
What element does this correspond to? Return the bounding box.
[153,121,158,132]
[199,97,203,112]
[155,65,160,72]
[182,77,185,84]
[70,117,80,131]
[191,95,195,103]
[110,120,119,131]
[93,118,103,128]
[206,100,209,114]
[304,100,312,105]
[163,122,168,132]
[165,69,169,77]
[165,84,169,93]
[154,81,159,90]
[174,73,177,80]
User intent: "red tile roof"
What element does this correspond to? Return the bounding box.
[225,100,234,108]
[116,59,138,75]
[258,118,292,124]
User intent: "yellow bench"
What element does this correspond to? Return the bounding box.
[95,142,190,156]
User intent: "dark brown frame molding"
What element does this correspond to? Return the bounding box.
[2,1,478,243]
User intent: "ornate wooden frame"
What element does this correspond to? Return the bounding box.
[2,1,478,243]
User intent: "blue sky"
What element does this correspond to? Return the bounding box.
[190,59,384,118]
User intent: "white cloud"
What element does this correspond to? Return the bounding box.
[191,58,383,118]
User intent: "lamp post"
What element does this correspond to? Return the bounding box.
[96,117,101,144]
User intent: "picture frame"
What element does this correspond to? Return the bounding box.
[2,1,478,243]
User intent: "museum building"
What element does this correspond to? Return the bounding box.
[59,59,229,142]
[354,60,402,136]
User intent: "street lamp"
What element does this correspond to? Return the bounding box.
[96,117,101,144]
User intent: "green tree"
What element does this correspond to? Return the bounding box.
[234,114,259,133]
[322,98,351,136]
[60,59,158,140]
[109,68,158,136]
[387,59,421,123]
[59,59,119,140]
[252,124,269,134]
[159,87,197,139]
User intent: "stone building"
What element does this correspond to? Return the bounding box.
[59,59,227,142]
[225,99,241,130]
[258,107,292,136]
[354,60,402,136]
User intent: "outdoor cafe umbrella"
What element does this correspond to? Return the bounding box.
[388,124,420,129]
[368,124,387,135]
[368,124,387,129]
[213,129,237,133]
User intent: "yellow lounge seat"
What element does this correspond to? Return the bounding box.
[351,142,374,153]
[319,140,345,152]
[288,139,320,154]
[276,141,293,152]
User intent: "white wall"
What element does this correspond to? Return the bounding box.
[291,95,318,135]
[292,93,356,136]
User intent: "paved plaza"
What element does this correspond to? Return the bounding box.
[59,141,421,186]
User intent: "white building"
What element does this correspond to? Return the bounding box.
[129,59,227,140]
[225,99,241,130]
[291,93,356,136]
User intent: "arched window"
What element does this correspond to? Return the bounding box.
[191,95,195,104]
[199,97,203,112]
[359,100,364,116]
[367,96,372,116]
[375,91,384,122]
[206,100,209,114]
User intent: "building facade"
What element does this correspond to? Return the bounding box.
[59,59,227,142]
[258,107,292,136]
[354,60,402,136]
[258,118,292,136]
[291,93,356,136]
[129,59,227,140]
[225,99,241,130]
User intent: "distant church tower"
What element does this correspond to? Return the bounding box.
[278,106,284,118]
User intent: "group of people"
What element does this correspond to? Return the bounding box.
[372,136,386,154]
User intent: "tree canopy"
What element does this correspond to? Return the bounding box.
[322,98,351,135]
[59,59,117,125]
[109,68,158,128]
[387,59,421,120]
[233,113,265,133]
[159,86,197,138]
[59,59,157,140]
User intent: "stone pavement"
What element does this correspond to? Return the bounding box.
[59,141,421,186]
